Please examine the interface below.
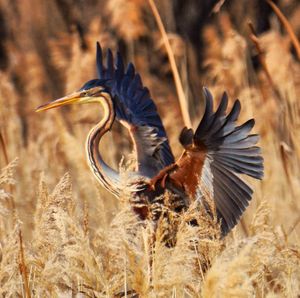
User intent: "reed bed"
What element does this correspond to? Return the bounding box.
[0,0,299,296]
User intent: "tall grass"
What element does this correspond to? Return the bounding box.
[0,0,300,296]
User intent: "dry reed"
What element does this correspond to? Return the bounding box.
[0,0,299,296]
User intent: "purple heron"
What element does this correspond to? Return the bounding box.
[36,43,263,235]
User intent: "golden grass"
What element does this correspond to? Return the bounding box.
[0,0,300,296]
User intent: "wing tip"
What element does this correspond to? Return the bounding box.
[96,41,103,60]
[233,98,241,110]
[202,86,213,102]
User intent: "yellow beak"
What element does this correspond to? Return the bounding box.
[36,91,83,112]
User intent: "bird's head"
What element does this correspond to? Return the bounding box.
[36,79,111,112]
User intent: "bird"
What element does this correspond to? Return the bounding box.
[36,42,263,236]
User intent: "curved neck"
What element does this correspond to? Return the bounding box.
[86,94,120,196]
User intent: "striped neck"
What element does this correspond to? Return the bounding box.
[86,93,120,196]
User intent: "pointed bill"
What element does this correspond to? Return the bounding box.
[36,91,83,112]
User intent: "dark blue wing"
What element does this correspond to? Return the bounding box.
[96,43,174,177]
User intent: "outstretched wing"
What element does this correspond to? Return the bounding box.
[96,43,174,177]
[169,88,263,235]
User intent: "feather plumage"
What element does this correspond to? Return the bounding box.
[95,43,174,177]
[153,88,264,235]
[194,89,263,234]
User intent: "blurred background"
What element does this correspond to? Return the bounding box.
[0,0,299,240]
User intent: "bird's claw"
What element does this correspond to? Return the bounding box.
[148,172,167,190]
[148,163,177,191]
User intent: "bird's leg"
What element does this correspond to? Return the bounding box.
[148,163,178,190]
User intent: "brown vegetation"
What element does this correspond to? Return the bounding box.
[0,0,300,296]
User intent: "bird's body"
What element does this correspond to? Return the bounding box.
[37,43,263,236]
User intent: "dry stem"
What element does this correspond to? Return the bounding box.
[266,0,300,59]
[147,0,192,128]
[248,22,282,101]
[18,230,31,298]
